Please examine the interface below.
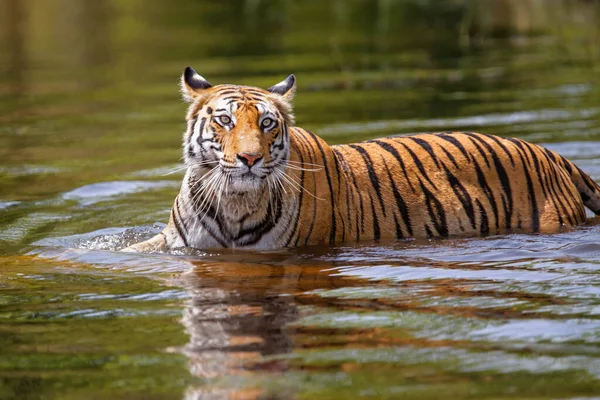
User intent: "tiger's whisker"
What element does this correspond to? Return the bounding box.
[196,174,222,222]
[161,165,189,176]
[285,160,323,167]
[272,169,290,196]
[284,164,322,172]
[278,169,325,201]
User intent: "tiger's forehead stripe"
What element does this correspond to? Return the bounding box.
[207,87,278,119]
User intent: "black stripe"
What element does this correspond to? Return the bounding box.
[333,148,355,237]
[334,148,362,241]
[482,133,516,167]
[284,137,307,247]
[466,137,491,168]
[436,133,470,160]
[516,141,561,224]
[547,156,581,225]
[273,132,286,151]
[538,148,582,223]
[334,164,347,241]
[222,95,244,101]
[189,184,229,247]
[331,147,346,242]
[236,191,283,245]
[575,164,598,193]
[552,166,577,225]
[558,154,574,174]
[242,88,268,96]
[471,156,500,231]
[198,218,229,248]
[439,146,459,169]
[408,137,441,169]
[399,142,439,190]
[525,144,569,224]
[550,152,588,219]
[463,133,513,229]
[514,149,540,232]
[187,115,198,147]
[196,117,207,146]
[371,140,415,192]
[581,192,590,202]
[544,148,558,163]
[383,159,412,237]
[186,116,199,158]
[172,196,190,247]
[369,197,380,240]
[539,150,573,225]
[417,177,448,237]
[392,214,402,240]
[512,139,553,201]
[348,144,387,218]
[174,196,188,235]
[441,162,476,230]
[292,129,318,246]
[475,199,490,236]
[306,130,337,244]
[424,224,434,238]
[540,157,566,226]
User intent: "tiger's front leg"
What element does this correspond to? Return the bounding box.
[121,209,190,252]
[121,232,168,253]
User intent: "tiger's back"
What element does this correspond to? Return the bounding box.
[328,131,597,241]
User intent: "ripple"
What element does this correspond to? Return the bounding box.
[318,108,599,136]
[0,164,65,176]
[77,289,189,302]
[126,164,187,178]
[470,319,600,343]
[33,225,163,250]
[62,180,179,205]
[30,225,196,274]
[0,201,20,210]
[332,264,565,283]
[277,346,600,377]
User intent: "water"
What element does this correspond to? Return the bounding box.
[1,0,600,398]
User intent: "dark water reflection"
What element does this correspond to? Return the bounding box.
[2,0,600,399]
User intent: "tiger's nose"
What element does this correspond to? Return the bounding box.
[237,152,263,167]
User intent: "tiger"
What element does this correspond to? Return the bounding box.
[122,66,600,252]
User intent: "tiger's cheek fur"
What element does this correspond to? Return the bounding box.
[269,124,290,165]
[183,110,225,165]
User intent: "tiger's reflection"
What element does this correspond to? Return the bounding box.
[172,250,346,399]
[171,245,553,399]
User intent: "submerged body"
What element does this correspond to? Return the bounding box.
[124,69,600,252]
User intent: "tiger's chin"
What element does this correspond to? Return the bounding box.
[227,172,265,194]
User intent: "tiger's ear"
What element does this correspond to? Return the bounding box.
[181,66,212,102]
[267,74,296,102]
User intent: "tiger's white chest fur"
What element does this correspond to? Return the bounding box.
[173,171,298,249]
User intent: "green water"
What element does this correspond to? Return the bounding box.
[1,0,600,399]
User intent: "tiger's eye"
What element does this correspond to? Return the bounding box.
[261,118,273,129]
[218,115,231,125]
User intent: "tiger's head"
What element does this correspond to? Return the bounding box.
[180,67,295,194]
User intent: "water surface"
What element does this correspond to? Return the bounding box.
[1,1,600,399]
